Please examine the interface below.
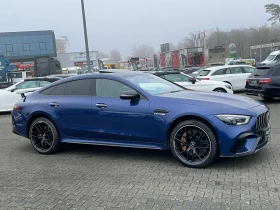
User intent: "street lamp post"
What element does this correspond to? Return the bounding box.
[81,0,91,72]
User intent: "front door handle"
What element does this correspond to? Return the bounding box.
[49,102,60,107]
[96,103,107,108]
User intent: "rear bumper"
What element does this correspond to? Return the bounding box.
[246,88,277,98]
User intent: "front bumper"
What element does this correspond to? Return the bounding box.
[221,125,271,157]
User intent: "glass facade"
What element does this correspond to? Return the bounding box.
[0,30,57,61]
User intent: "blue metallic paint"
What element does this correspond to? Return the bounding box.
[12,73,270,157]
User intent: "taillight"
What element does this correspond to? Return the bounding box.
[200,78,210,80]
[13,104,20,111]
[259,78,272,84]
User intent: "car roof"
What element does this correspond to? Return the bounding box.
[204,64,254,71]
[270,50,280,55]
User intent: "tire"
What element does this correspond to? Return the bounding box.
[213,88,227,93]
[170,119,218,168]
[29,117,60,154]
[261,96,275,101]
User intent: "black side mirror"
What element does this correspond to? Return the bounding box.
[190,78,196,84]
[120,90,140,100]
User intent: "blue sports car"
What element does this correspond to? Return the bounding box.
[11,72,271,168]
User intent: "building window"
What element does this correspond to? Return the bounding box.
[6,44,13,52]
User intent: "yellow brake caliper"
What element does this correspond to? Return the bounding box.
[181,132,187,151]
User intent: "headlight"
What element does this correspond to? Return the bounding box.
[215,114,251,125]
[225,85,232,89]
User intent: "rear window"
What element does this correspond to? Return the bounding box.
[250,67,273,77]
[199,70,210,76]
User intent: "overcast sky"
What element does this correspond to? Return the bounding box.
[1,0,273,57]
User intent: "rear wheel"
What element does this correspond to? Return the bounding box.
[170,119,218,168]
[261,96,275,100]
[213,88,227,93]
[29,117,60,154]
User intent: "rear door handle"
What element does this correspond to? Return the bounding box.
[96,103,107,108]
[49,102,60,107]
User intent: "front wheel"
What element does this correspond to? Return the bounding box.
[170,119,218,168]
[29,117,60,154]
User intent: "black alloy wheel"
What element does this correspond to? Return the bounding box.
[29,118,60,154]
[170,119,218,168]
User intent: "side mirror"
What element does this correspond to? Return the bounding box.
[190,78,196,84]
[120,90,140,100]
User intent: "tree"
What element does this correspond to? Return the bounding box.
[265,4,280,24]
[110,50,122,61]
[132,44,155,58]
[99,51,109,59]
[56,36,69,53]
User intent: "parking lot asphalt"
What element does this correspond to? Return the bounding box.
[0,94,280,210]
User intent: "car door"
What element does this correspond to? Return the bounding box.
[227,67,245,91]
[90,78,156,144]
[42,79,93,139]
[209,68,231,83]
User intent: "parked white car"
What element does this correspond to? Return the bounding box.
[197,65,255,91]
[152,71,233,93]
[0,77,60,112]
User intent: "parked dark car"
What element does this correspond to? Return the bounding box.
[245,64,280,100]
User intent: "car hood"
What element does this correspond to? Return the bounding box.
[157,91,262,109]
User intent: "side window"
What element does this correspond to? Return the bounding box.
[16,80,40,89]
[96,79,134,98]
[212,69,224,76]
[244,67,255,73]
[40,86,55,95]
[51,83,65,95]
[275,55,280,61]
[40,80,51,87]
[163,74,191,83]
[230,67,242,74]
[64,79,91,96]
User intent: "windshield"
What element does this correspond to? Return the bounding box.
[125,74,184,95]
[198,70,210,76]
[265,55,276,61]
